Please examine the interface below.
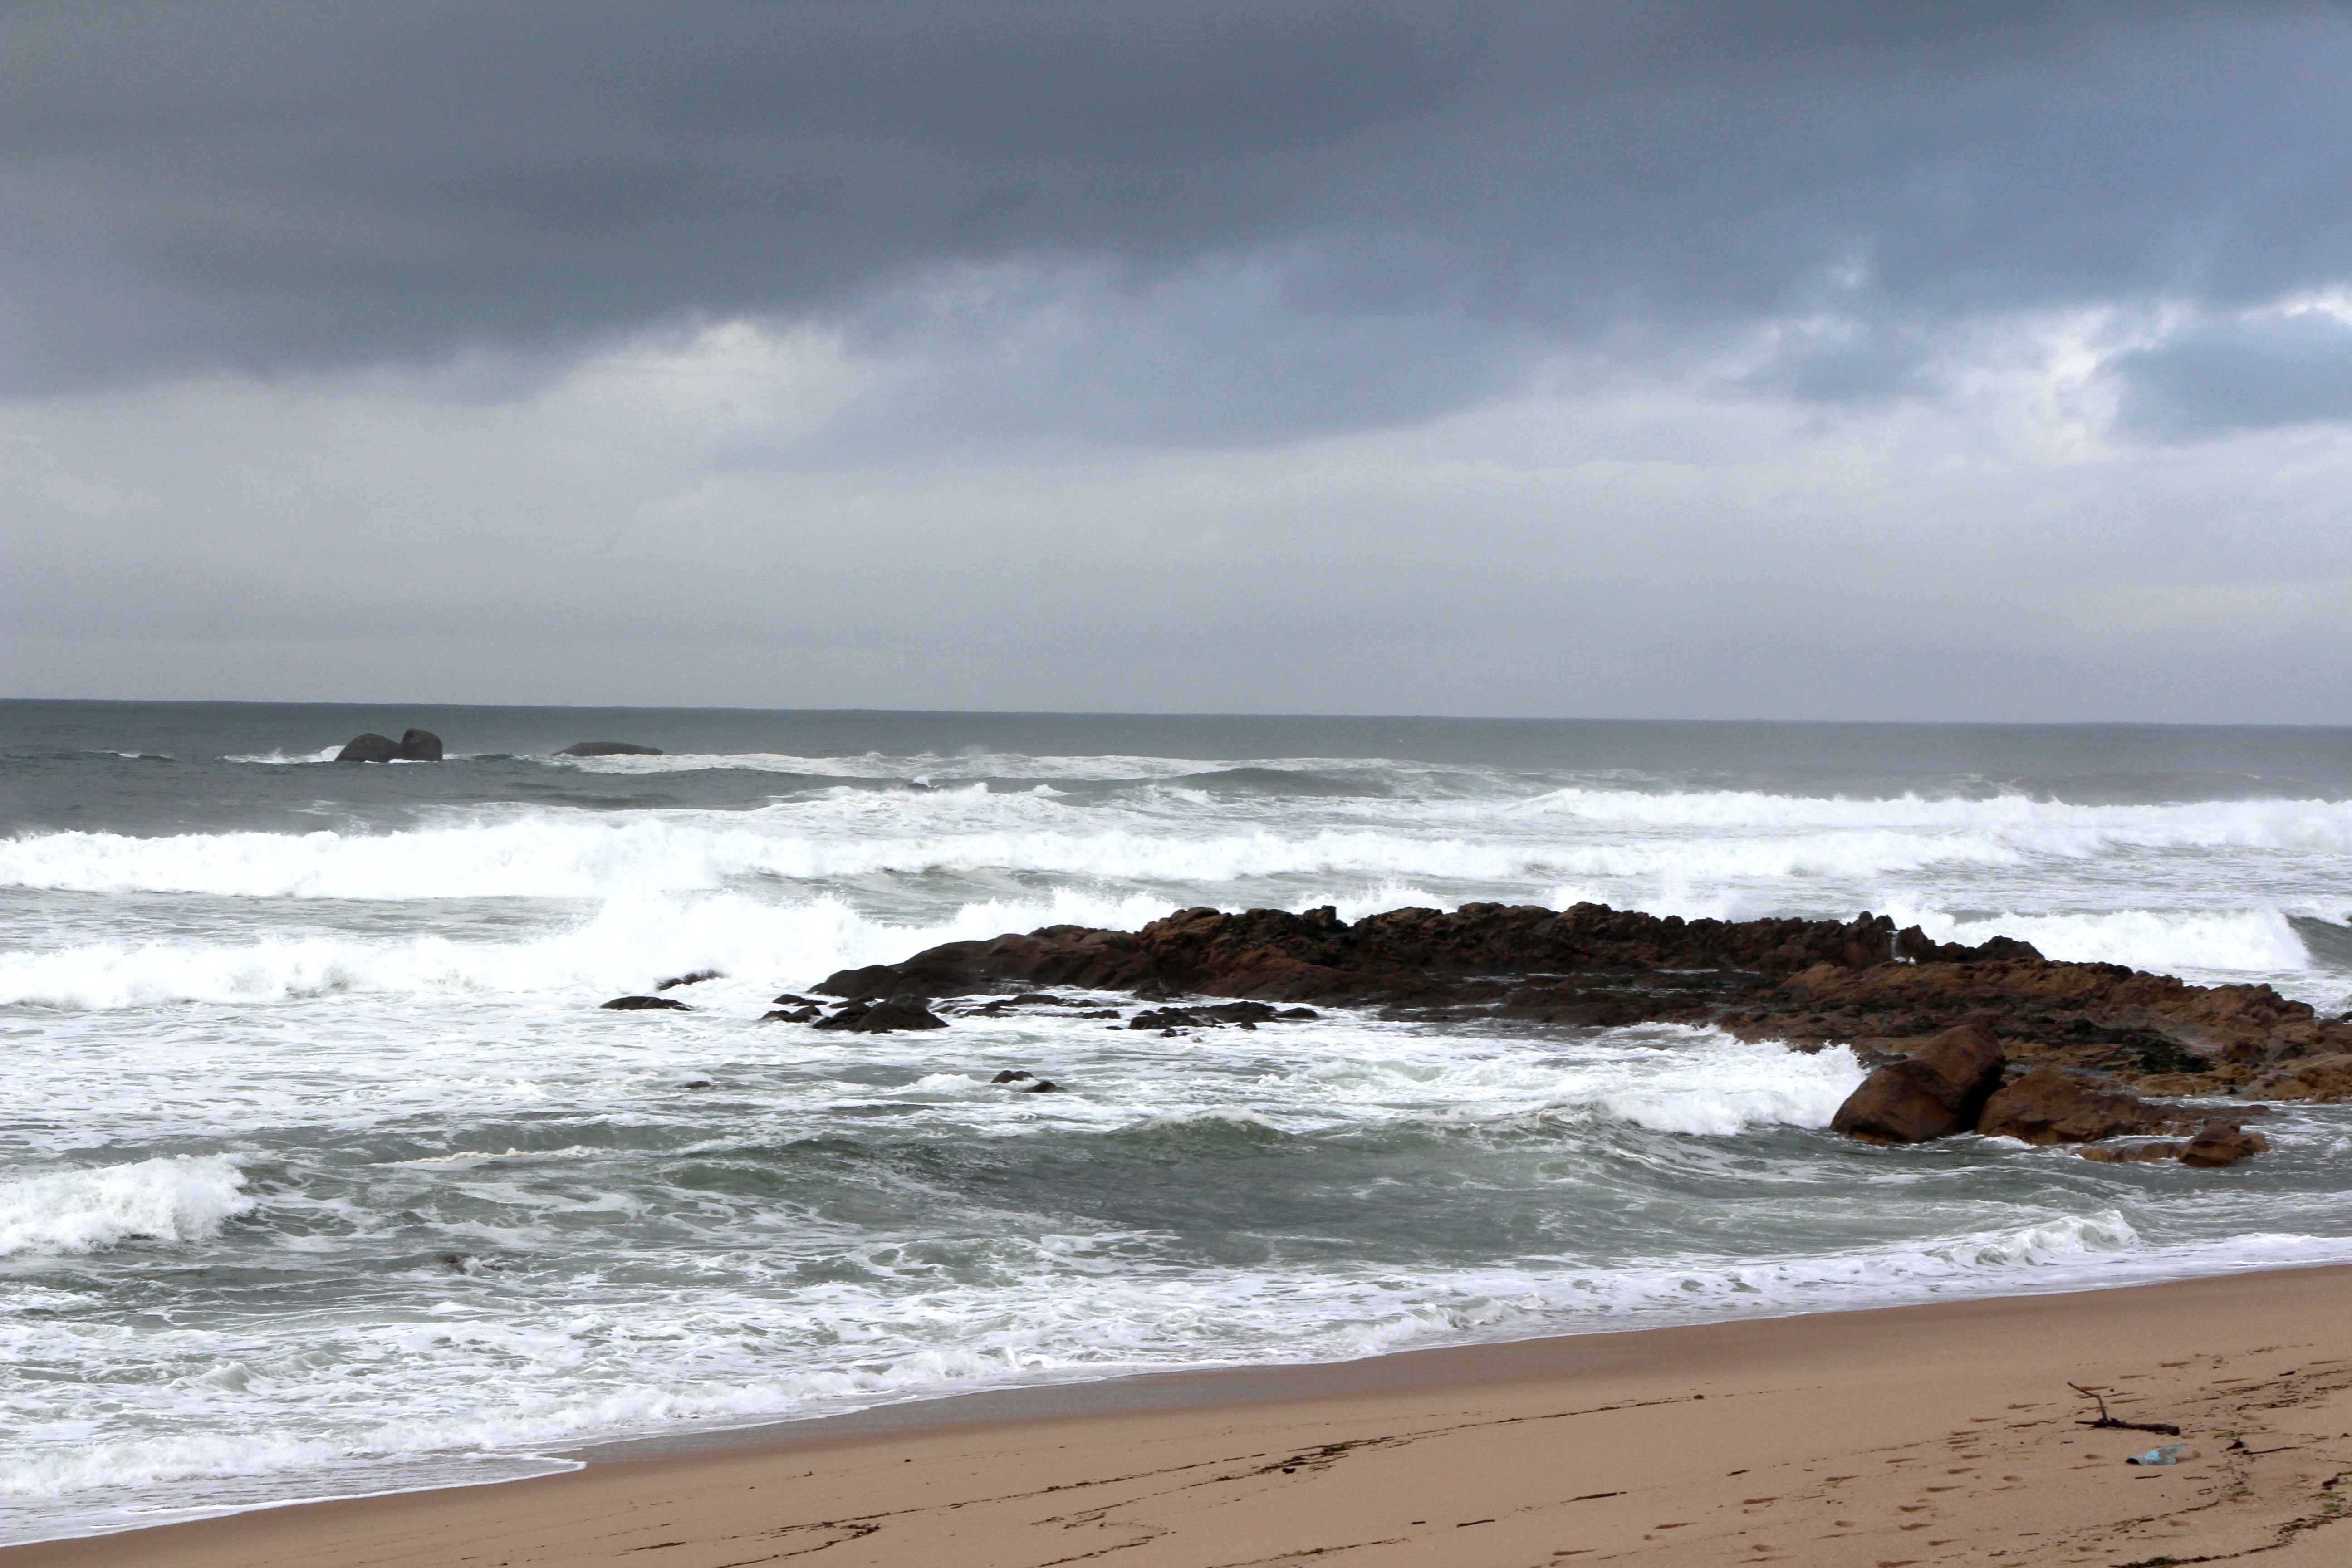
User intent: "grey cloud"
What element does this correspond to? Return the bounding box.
[2112,309,2352,439]
[5,0,2352,413]
[1734,321,1949,405]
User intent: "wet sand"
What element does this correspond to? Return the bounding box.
[10,1265,2351,1568]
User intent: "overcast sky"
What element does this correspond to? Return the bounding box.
[5,0,2351,722]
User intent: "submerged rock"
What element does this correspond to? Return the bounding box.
[1977,1068,2199,1145]
[964,993,1081,1016]
[2077,1141,2190,1163]
[1129,1001,1317,1030]
[558,740,663,756]
[813,995,948,1033]
[760,1005,821,1023]
[601,995,693,1011]
[992,1069,1034,1083]
[1828,1024,2006,1144]
[656,969,723,990]
[2180,1120,2269,1167]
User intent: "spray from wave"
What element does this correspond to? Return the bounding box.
[0,1157,253,1257]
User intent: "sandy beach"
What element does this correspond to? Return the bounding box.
[10,1264,2349,1568]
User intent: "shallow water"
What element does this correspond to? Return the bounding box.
[3,701,2350,1543]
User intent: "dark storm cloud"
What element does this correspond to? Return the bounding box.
[2112,310,2352,439]
[6,0,2352,405]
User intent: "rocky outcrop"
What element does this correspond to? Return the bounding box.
[601,995,692,1011]
[2180,1120,2269,1167]
[813,995,949,1033]
[558,741,663,756]
[1828,1024,2006,1144]
[1720,958,2342,1085]
[815,901,2345,1091]
[820,903,2001,1008]
[2246,1054,2352,1102]
[1976,1068,2201,1145]
[334,729,444,762]
[656,969,722,990]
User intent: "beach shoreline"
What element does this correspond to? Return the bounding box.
[11,1262,2351,1568]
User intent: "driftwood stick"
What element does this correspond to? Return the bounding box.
[2068,1382,2182,1436]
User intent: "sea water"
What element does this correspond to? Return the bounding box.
[3,700,2350,1544]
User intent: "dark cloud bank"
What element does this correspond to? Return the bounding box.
[3,2,2351,717]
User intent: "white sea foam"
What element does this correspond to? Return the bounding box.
[0,1157,253,1257]
[1903,906,2322,975]
[1586,1035,1867,1135]
[7,788,2351,906]
[221,748,339,764]
[10,737,2352,1547]
[0,887,1177,1010]
[2,885,2333,1019]
[546,750,1401,780]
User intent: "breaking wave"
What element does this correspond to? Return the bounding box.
[6,789,2352,903]
[0,1157,253,1257]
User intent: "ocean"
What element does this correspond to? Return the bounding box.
[4,699,2351,1545]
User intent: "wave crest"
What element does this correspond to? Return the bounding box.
[0,1156,253,1257]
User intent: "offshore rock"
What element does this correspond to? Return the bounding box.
[1976,1068,2200,1145]
[2180,1120,2269,1167]
[336,730,444,761]
[815,902,2350,1090]
[2077,1141,2190,1163]
[820,903,1972,1008]
[558,740,663,756]
[1828,1024,2007,1144]
[1128,1002,1317,1030]
[601,995,693,1011]
[813,995,948,1033]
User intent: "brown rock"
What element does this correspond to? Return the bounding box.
[2247,1053,2352,1103]
[1977,1068,2198,1145]
[2180,1120,2269,1168]
[818,904,2003,1005]
[2076,1142,2190,1163]
[804,902,2349,1085]
[1829,1024,2007,1144]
